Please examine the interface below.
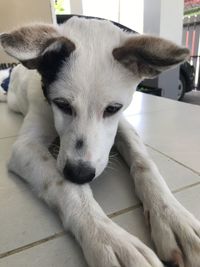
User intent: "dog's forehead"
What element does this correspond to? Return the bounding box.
[58,17,125,49]
[49,17,135,105]
[52,63,132,104]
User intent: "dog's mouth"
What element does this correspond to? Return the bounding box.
[48,136,60,159]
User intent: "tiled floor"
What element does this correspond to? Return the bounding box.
[1,92,200,266]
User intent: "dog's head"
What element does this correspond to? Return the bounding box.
[0,17,189,184]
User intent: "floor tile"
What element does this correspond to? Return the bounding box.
[2,183,200,267]
[1,93,200,265]
[0,208,150,267]
[0,104,22,139]
[127,105,200,173]
[91,152,138,215]
[0,137,15,163]
[1,141,200,255]
[0,138,23,193]
[148,147,200,192]
[92,145,200,216]
[114,184,200,248]
[123,92,194,117]
[0,234,87,267]
[0,186,62,254]
[174,184,200,220]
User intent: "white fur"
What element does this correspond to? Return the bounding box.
[4,17,200,267]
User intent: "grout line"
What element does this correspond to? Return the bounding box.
[108,182,200,220]
[108,203,142,219]
[1,177,200,260]
[172,180,200,194]
[1,142,200,259]
[0,205,143,260]
[0,232,65,259]
[0,135,18,140]
[145,143,200,176]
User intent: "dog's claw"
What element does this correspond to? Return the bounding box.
[162,250,184,267]
[163,261,179,267]
[149,201,200,267]
[82,219,163,267]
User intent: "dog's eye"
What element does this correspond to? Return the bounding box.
[52,98,73,115]
[103,104,122,118]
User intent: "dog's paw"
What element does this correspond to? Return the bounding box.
[148,199,200,267]
[81,219,163,267]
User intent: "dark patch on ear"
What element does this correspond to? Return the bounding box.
[22,37,75,98]
[113,36,190,78]
[113,47,188,68]
[0,33,19,47]
[37,37,75,85]
[0,25,59,56]
[113,47,161,77]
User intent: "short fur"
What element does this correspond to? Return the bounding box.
[1,17,200,267]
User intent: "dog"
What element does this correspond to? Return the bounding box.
[1,16,200,267]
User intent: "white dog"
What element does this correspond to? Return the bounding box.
[1,17,200,267]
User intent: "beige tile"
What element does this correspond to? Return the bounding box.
[0,104,22,139]
[0,209,150,267]
[0,137,14,163]
[1,93,200,263]
[0,138,23,193]
[123,92,194,117]
[91,152,138,215]
[0,234,87,267]
[0,187,62,254]
[113,208,152,247]
[1,183,200,267]
[92,145,200,216]
[1,141,200,255]
[126,104,200,173]
[148,147,200,192]
[114,184,200,251]
[175,184,200,220]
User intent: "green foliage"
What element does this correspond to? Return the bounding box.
[54,0,65,14]
[184,7,200,17]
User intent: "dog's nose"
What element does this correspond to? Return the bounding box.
[63,161,95,184]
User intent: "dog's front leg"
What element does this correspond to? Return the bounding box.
[8,134,163,267]
[116,116,200,267]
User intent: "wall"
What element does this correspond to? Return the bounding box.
[0,0,55,64]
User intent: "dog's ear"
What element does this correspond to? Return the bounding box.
[113,35,190,78]
[0,24,75,72]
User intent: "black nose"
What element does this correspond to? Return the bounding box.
[63,161,95,184]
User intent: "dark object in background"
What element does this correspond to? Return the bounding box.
[137,85,162,97]
[178,61,195,100]
[138,61,195,99]
[0,63,17,70]
[1,68,12,92]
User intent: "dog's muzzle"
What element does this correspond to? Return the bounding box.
[63,160,95,184]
